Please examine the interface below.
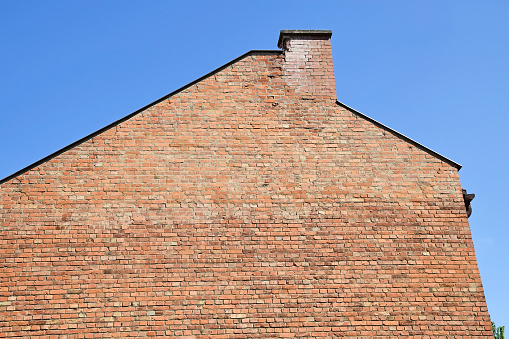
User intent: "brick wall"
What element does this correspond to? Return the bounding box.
[0,31,492,338]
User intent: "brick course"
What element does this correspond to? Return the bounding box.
[0,30,492,337]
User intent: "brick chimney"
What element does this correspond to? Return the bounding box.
[277,30,336,101]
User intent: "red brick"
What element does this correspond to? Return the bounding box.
[0,30,492,337]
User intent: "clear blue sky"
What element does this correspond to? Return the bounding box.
[1,0,507,326]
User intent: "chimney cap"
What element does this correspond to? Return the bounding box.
[277,30,332,49]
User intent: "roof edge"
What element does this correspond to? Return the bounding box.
[0,50,283,186]
[336,100,462,170]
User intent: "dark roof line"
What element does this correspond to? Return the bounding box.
[336,100,462,170]
[0,50,283,185]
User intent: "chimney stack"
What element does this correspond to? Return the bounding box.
[277,30,336,101]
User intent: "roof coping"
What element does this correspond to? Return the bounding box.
[336,100,462,170]
[277,30,332,49]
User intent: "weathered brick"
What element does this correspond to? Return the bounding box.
[0,30,492,337]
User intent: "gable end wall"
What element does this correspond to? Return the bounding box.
[0,34,492,338]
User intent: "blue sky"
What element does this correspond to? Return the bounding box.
[1,0,508,326]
